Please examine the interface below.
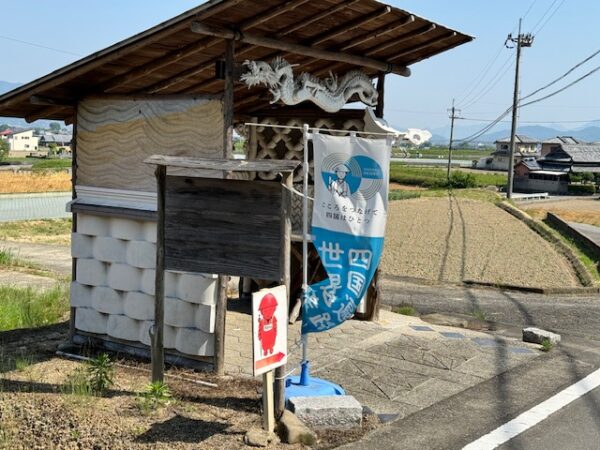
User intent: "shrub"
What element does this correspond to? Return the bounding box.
[389,190,422,201]
[567,184,595,196]
[136,381,172,413]
[87,353,115,396]
[448,171,477,189]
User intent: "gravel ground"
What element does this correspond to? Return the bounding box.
[521,198,600,227]
[382,196,579,288]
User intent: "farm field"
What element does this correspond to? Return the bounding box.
[0,171,71,194]
[389,163,507,188]
[382,196,580,288]
[520,198,600,227]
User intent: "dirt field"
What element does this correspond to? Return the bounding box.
[382,196,580,288]
[521,198,600,227]
[0,172,71,194]
[0,323,372,450]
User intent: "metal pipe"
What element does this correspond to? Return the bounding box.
[302,123,310,363]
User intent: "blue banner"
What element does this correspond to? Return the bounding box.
[302,133,391,334]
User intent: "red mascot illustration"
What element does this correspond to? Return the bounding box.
[257,293,278,356]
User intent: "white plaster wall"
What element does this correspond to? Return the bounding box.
[73,213,217,357]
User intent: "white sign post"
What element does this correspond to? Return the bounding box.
[252,285,288,432]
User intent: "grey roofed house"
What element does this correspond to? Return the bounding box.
[495,135,539,145]
[539,143,600,173]
[542,136,583,145]
[39,133,73,146]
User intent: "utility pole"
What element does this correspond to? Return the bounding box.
[506,18,534,199]
[447,99,461,182]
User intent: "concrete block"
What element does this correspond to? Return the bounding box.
[175,327,214,357]
[70,282,93,308]
[177,272,218,305]
[126,240,156,269]
[75,307,108,335]
[124,291,154,321]
[93,236,127,263]
[165,271,179,298]
[523,327,561,345]
[164,297,196,328]
[288,396,363,429]
[195,304,216,333]
[143,222,157,243]
[276,410,317,445]
[77,214,109,237]
[91,286,124,315]
[139,321,176,348]
[76,259,107,287]
[107,263,141,292]
[109,217,145,241]
[107,314,141,342]
[71,233,94,259]
[140,269,156,295]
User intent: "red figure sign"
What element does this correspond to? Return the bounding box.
[253,285,288,376]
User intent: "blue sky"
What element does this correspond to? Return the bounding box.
[1,1,599,133]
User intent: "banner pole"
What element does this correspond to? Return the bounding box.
[302,123,310,367]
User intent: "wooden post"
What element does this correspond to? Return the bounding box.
[151,165,166,382]
[69,106,79,341]
[262,371,276,432]
[214,38,236,376]
[375,72,385,119]
[214,275,228,376]
[274,171,293,418]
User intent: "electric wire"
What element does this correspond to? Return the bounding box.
[532,0,567,36]
[0,35,81,57]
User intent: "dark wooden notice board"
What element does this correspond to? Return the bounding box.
[164,176,283,280]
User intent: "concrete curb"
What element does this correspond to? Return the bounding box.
[545,212,600,261]
[382,274,600,296]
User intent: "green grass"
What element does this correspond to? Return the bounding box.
[545,225,600,284]
[541,338,553,352]
[390,163,507,189]
[394,147,492,160]
[4,157,71,171]
[0,218,72,245]
[0,284,69,332]
[389,188,501,204]
[392,305,419,316]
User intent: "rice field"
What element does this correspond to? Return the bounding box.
[0,171,71,194]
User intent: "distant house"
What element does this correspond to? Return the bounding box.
[475,135,540,171]
[4,129,40,157]
[39,133,73,153]
[541,136,583,158]
[514,142,600,194]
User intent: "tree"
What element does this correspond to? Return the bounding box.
[48,142,58,156]
[0,140,9,160]
[0,124,9,133]
[49,122,61,133]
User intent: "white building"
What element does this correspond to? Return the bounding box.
[5,129,40,157]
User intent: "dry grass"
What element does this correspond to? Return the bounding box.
[0,171,71,194]
[382,196,580,288]
[521,199,600,227]
[0,219,72,245]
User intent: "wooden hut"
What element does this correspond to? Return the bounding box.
[0,0,472,372]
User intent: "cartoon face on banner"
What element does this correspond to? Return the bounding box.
[252,285,288,376]
[322,154,385,202]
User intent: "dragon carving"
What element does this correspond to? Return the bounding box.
[241,57,379,113]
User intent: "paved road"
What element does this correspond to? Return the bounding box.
[383,278,600,341]
[569,221,600,247]
[497,386,600,450]
[0,192,71,222]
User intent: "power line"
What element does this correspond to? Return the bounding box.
[460,54,515,110]
[0,35,81,57]
[532,0,567,35]
[457,117,600,124]
[530,0,561,33]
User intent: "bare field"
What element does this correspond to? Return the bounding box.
[521,199,600,227]
[0,171,71,194]
[382,196,580,288]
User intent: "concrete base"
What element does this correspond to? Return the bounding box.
[523,327,561,345]
[288,395,363,429]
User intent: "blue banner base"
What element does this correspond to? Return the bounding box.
[285,361,345,400]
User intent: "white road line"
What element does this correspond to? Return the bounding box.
[463,367,600,450]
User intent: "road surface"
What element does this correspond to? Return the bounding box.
[569,221,600,247]
[0,192,71,222]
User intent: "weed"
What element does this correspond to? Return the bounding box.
[14,355,34,372]
[0,249,14,266]
[541,338,553,352]
[469,309,487,322]
[0,284,69,332]
[87,353,114,396]
[392,305,418,316]
[389,190,422,201]
[0,218,72,245]
[136,381,172,414]
[62,368,92,397]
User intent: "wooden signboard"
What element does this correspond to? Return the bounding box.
[164,176,283,280]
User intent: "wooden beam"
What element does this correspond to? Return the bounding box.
[191,22,411,76]
[0,0,244,108]
[25,105,73,123]
[69,105,79,342]
[276,0,362,37]
[365,24,436,57]
[309,6,391,47]
[104,0,311,94]
[151,165,166,383]
[30,95,75,107]
[102,38,221,93]
[389,32,457,62]
[338,15,415,51]
[223,40,235,159]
